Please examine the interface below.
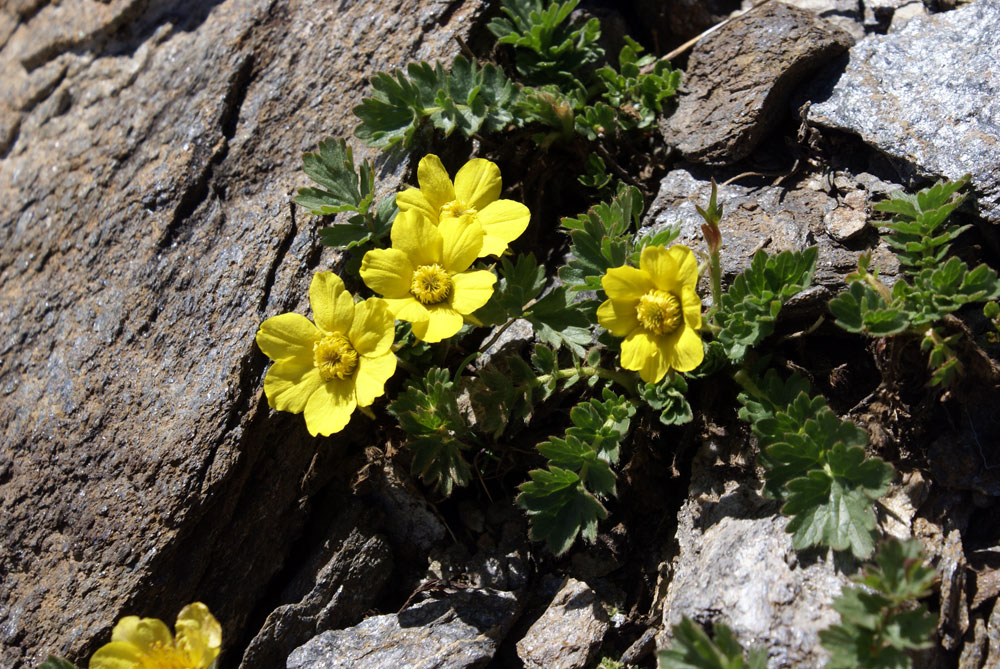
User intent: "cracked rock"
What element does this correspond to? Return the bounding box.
[287,589,520,669]
[515,577,610,669]
[668,2,853,165]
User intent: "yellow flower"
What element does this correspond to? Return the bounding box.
[597,244,704,383]
[360,209,497,343]
[89,602,221,669]
[256,272,397,436]
[396,154,531,257]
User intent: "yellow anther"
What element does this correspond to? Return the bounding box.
[313,333,358,381]
[636,289,682,335]
[410,263,453,305]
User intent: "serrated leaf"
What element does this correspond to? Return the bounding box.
[318,223,371,249]
[525,286,595,356]
[821,539,936,668]
[658,617,767,669]
[715,248,818,361]
[517,466,608,555]
[294,137,373,216]
[559,184,644,291]
[388,368,472,496]
[640,374,692,426]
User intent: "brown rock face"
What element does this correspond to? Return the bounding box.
[668,2,853,165]
[0,1,485,666]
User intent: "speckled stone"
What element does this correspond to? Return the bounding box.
[808,0,1000,222]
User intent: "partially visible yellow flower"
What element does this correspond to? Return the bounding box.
[89,602,221,669]
[360,209,496,343]
[396,154,530,257]
[597,244,704,383]
[256,272,397,436]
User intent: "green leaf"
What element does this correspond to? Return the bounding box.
[715,248,818,361]
[658,617,767,669]
[565,388,636,462]
[468,354,538,437]
[525,286,596,356]
[318,223,370,249]
[474,253,547,326]
[559,184,645,292]
[738,373,894,558]
[488,0,604,87]
[640,374,693,426]
[40,658,81,669]
[354,56,517,150]
[875,175,970,274]
[388,368,473,496]
[294,137,373,216]
[820,539,936,668]
[517,466,608,556]
[537,435,617,496]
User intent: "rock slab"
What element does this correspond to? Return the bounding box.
[669,2,853,165]
[515,577,610,669]
[808,0,1000,222]
[658,473,850,668]
[286,589,520,669]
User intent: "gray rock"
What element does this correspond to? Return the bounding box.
[658,461,851,668]
[516,577,610,669]
[669,2,853,165]
[286,589,520,669]
[743,0,865,40]
[807,0,1000,222]
[0,0,488,665]
[641,168,901,295]
[987,597,1000,667]
[239,502,393,669]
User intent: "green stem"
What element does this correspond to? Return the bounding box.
[536,365,638,395]
[732,367,763,400]
[453,351,481,384]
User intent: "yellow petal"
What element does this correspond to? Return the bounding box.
[596,298,640,337]
[412,304,464,342]
[361,248,413,299]
[478,234,512,258]
[110,617,173,653]
[439,214,484,273]
[303,378,357,436]
[256,313,320,363]
[668,244,699,290]
[263,361,324,414]
[310,271,355,335]
[602,265,654,301]
[355,352,397,407]
[348,297,396,356]
[88,641,145,669]
[450,270,497,314]
[639,245,680,293]
[416,154,456,213]
[668,325,705,372]
[621,329,670,384]
[391,209,442,267]
[175,603,221,667]
[476,200,530,256]
[681,285,702,329]
[453,158,501,211]
[396,187,438,223]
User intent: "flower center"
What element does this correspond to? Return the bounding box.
[636,289,682,335]
[146,641,193,669]
[313,333,358,381]
[440,199,477,218]
[410,263,453,305]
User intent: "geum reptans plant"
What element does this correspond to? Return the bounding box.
[256,272,397,436]
[360,209,498,343]
[396,154,531,258]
